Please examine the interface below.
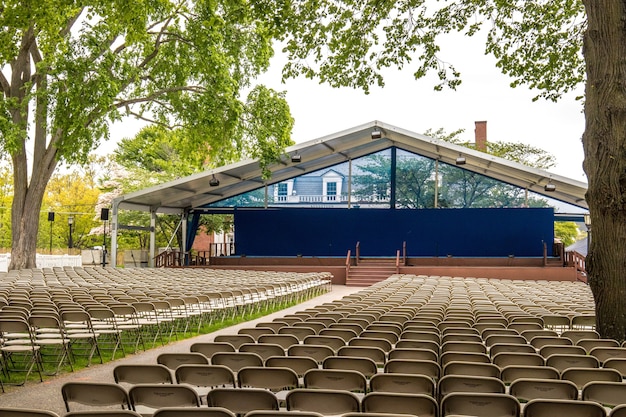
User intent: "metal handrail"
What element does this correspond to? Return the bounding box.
[402,241,407,266]
[345,249,352,279]
[395,249,401,274]
[355,241,360,265]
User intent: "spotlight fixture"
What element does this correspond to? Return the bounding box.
[209,175,220,187]
[371,129,383,140]
[455,154,466,165]
[291,154,302,163]
[544,180,556,192]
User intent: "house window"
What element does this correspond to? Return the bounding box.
[326,182,337,201]
[277,183,288,202]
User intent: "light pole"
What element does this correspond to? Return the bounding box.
[48,212,55,254]
[68,215,74,254]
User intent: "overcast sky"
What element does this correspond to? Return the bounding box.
[107,34,587,183]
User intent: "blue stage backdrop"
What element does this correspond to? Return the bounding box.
[234,207,554,257]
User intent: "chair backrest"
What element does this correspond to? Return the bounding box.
[174,364,236,388]
[530,336,572,350]
[369,373,435,396]
[388,347,438,362]
[489,343,536,357]
[265,355,319,377]
[113,364,173,385]
[492,352,545,368]
[207,388,279,416]
[361,393,438,417]
[437,375,505,402]
[157,352,209,370]
[0,408,61,417]
[322,356,378,378]
[318,328,358,342]
[211,352,264,373]
[61,382,131,412]
[303,369,367,393]
[239,343,285,361]
[214,334,255,350]
[244,412,324,417]
[561,367,622,389]
[509,378,578,402]
[287,345,335,364]
[237,366,299,392]
[153,407,235,417]
[523,399,606,417]
[258,334,300,350]
[278,326,317,341]
[582,381,626,408]
[347,337,393,352]
[303,335,346,351]
[128,384,200,415]
[589,346,626,364]
[545,354,599,373]
[603,358,626,378]
[189,342,235,359]
[286,389,360,415]
[440,352,491,367]
[538,345,587,358]
[442,361,500,379]
[500,365,560,384]
[337,346,386,365]
[561,330,600,344]
[238,327,276,341]
[610,404,626,417]
[383,359,441,380]
[440,392,520,417]
[64,411,141,417]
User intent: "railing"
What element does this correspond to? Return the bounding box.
[154,250,208,268]
[395,250,401,274]
[345,249,352,279]
[566,250,587,275]
[402,241,407,266]
[355,241,360,265]
[542,242,548,266]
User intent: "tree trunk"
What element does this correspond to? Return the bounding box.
[582,1,626,341]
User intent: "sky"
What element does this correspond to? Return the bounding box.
[106,33,587,183]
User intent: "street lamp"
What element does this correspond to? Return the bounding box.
[48,212,55,254]
[584,212,591,255]
[68,215,74,253]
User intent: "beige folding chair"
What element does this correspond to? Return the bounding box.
[214,334,255,350]
[500,365,560,384]
[237,366,299,404]
[523,399,606,417]
[603,358,626,378]
[207,388,279,416]
[589,346,626,364]
[530,336,572,350]
[61,382,131,412]
[484,334,528,347]
[578,339,621,353]
[265,355,319,379]
[174,364,236,404]
[442,361,500,379]
[28,313,74,375]
[388,347,438,362]
[521,330,558,343]
[238,327,276,341]
[157,352,209,370]
[369,372,435,396]
[258,334,300,351]
[0,318,44,385]
[303,335,345,352]
[244,412,323,417]
[61,310,103,366]
[492,352,544,368]
[440,351,491,368]
[128,384,200,417]
[509,378,578,403]
[489,343,536,357]
[545,353,599,373]
[287,344,335,364]
[361,393,437,417]
[611,405,626,417]
[440,392,520,417]
[561,367,622,390]
[538,344,586,358]
[63,412,141,417]
[303,368,366,397]
[582,381,626,409]
[239,343,285,362]
[337,345,386,366]
[211,352,263,373]
[561,330,600,344]
[348,337,393,352]
[318,328,358,343]
[437,375,505,402]
[384,358,441,380]
[153,407,235,417]
[394,339,439,354]
[322,356,378,378]
[190,342,235,359]
[278,326,316,341]
[113,364,173,386]
[286,388,360,416]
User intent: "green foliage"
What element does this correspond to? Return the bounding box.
[554,221,581,247]
[280,1,586,101]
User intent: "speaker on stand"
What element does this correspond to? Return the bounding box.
[101,208,109,266]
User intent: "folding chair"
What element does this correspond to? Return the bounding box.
[265,355,319,380]
[437,375,505,402]
[174,364,236,404]
[0,318,44,385]
[287,345,334,364]
[337,345,386,366]
[561,367,622,390]
[278,326,316,342]
[523,399,606,417]
[153,408,234,417]
[61,382,131,412]
[322,356,378,378]
[442,361,500,379]
[369,372,435,396]
[239,343,286,362]
[207,388,279,417]
[87,307,125,360]
[189,342,235,360]
[361,393,438,417]
[388,347,437,362]
[214,334,255,350]
[582,381,626,409]
[0,409,60,417]
[492,352,544,368]
[257,334,300,351]
[303,335,345,352]
[303,368,367,397]
[440,392,520,417]
[509,378,578,403]
[28,313,74,375]
[211,352,263,373]
[500,365,560,385]
[244,412,322,417]
[128,384,200,417]
[156,352,209,370]
[286,389,360,416]
[545,353,599,373]
[611,405,626,417]
[61,310,103,366]
[65,412,141,417]
[384,359,441,380]
[113,364,173,386]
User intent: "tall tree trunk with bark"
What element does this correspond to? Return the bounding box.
[582,1,626,341]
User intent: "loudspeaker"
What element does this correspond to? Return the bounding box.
[48,212,55,222]
[100,208,110,221]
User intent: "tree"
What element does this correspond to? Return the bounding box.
[279,2,626,339]
[0,1,293,270]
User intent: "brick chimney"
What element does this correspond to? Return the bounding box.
[474,121,487,151]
